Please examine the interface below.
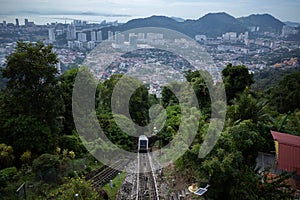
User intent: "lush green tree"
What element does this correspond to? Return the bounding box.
[200,119,293,199]
[0,167,17,188]
[32,154,60,183]
[58,134,87,158]
[0,144,15,168]
[227,92,268,124]
[161,82,181,107]
[267,113,289,132]
[185,70,212,114]
[0,42,64,156]
[222,64,254,102]
[49,177,100,199]
[269,71,300,113]
[177,120,285,199]
[227,120,265,165]
[0,71,6,90]
[97,113,134,151]
[98,74,150,127]
[59,68,78,135]
[229,168,294,200]
[20,150,32,166]
[285,109,300,136]
[156,105,181,146]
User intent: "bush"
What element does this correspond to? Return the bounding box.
[20,150,32,165]
[0,167,17,188]
[32,154,60,183]
[59,135,87,158]
[0,144,15,168]
[49,177,99,199]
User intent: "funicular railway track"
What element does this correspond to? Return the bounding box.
[86,159,129,188]
[136,152,159,200]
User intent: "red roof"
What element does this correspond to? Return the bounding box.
[271,131,300,147]
[271,131,300,174]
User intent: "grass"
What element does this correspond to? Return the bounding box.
[102,172,126,200]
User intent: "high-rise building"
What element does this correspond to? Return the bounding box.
[24,19,29,26]
[115,32,125,45]
[74,41,83,49]
[66,24,76,40]
[15,18,19,27]
[91,31,96,41]
[108,31,114,41]
[48,28,55,43]
[78,32,87,42]
[222,32,237,41]
[68,41,74,49]
[87,41,96,49]
[97,31,102,42]
[73,20,82,26]
[129,35,138,47]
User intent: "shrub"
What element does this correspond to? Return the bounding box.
[49,177,100,199]
[0,167,17,188]
[59,135,87,158]
[0,144,15,167]
[32,154,60,183]
[20,150,32,165]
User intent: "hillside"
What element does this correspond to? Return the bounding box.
[238,14,284,33]
[189,12,247,37]
[114,12,284,38]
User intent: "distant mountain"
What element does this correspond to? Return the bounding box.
[171,17,185,22]
[104,12,285,38]
[238,14,284,33]
[284,21,300,28]
[118,13,247,38]
[119,15,180,31]
[188,12,247,37]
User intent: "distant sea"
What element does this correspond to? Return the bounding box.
[0,14,139,25]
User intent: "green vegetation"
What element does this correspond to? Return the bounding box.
[0,41,64,157]
[0,42,299,199]
[222,64,254,102]
[171,64,299,199]
[102,172,126,200]
[50,177,100,200]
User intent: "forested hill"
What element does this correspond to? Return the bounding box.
[238,14,284,33]
[114,12,285,38]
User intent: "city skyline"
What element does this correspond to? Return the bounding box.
[0,0,300,23]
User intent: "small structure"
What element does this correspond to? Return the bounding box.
[188,183,210,196]
[194,184,210,196]
[271,131,300,175]
[188,183,198,193]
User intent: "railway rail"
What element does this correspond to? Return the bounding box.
[136,152,159,200]
[86,160,128,188]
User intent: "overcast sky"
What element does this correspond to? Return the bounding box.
[0,0,300,22]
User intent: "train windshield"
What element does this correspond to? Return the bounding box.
[140,140,147,147]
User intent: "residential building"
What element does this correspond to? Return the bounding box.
[97,31,102,42]
[78,32,87,42]
[48,28,55,43]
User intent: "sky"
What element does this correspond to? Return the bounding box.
[0,0,300,22]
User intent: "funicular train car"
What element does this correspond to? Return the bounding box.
[138,135,148,153]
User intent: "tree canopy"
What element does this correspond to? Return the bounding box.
[222,64,254,102]
[0,41,64,156]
